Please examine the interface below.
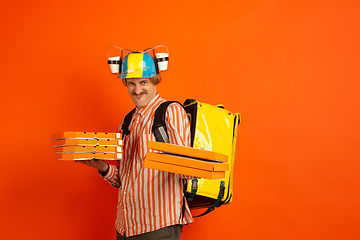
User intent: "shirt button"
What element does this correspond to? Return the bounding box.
[123,191,126,195]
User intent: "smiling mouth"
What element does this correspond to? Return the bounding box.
[133,91,147,98]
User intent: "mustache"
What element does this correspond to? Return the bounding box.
[132,90,147,96]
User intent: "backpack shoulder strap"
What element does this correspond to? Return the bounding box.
[152,101,182,143]
[120,108,136,139]
[152,100,191,221]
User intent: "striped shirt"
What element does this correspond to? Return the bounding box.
[102,94,193,237]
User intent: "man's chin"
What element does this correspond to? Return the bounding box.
[133,99,145,109]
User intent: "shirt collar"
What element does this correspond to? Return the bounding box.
[136,93,161,117]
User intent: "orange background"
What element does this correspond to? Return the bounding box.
[1,0,359,239]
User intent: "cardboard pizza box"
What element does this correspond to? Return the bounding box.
[146,152,229,172]
[55,146,121,153]
[56,152,122,160]
[53,138,122,147]
[52,131,122,141]
[147,141,228,162]
[143,159,225,180]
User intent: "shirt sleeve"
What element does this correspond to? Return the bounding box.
[99,164,121,188]
[165,102,195,180]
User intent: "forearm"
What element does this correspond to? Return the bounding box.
[98,163,110,176]
[75,159,109,172]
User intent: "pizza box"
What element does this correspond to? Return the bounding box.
[53,138,122,147]
[56,152,122,160]
[147,141,228,162]
[55,146,122,153]
[143,159,226,180]
[146,152,229,172]
[52,131,122,141]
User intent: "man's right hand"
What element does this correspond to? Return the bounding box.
[75,159,109,172]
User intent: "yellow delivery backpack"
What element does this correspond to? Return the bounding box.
[150,99,241,217]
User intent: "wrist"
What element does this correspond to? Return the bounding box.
[99,162,109,172]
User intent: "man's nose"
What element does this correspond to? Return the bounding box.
[134,84,142,94]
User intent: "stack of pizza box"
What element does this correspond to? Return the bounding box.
[144,141,229,180]
[52,131,123,161]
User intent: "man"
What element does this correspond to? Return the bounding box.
[77,51,193,239]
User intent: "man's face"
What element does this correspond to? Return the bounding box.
[126,78,157,109]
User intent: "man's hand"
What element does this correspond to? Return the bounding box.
[75,159,109,172]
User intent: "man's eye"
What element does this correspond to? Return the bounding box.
[140,81,147,85]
